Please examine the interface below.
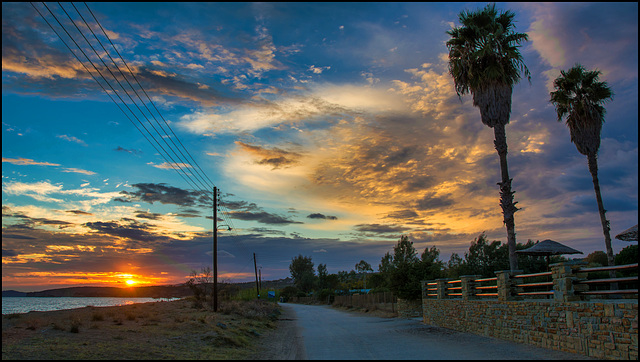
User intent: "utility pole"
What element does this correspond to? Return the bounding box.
[253,253,260,299]
[258,267,262,293]
[212,187,218,312]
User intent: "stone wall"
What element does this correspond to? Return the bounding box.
[422,299,638,360]
[397,298,422,319]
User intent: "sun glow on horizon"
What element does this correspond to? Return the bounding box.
[2,271,169,290]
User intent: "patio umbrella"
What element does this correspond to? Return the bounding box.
[615,224,638,242]
[516,239,584,270]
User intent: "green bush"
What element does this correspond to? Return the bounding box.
[279,286,299,302]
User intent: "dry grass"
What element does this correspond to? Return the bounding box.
[2,298,280,360]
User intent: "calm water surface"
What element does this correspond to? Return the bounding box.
[2,297,180,315]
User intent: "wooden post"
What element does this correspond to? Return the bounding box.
[213,187,218,312]
[254,253,260,299]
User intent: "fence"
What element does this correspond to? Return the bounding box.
[423,262,638,302]
[422,262,638,359]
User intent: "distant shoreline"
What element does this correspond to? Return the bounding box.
[2,285,192,298]
[2,278,294,298]
[2,296,182,315]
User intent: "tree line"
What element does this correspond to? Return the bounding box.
[287,235,637,302]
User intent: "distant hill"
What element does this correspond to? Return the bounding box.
[30,285,192,298]
[2,290,27,297]
[2,278,295,298]
[2,285,192,298]
[233,277,294,290]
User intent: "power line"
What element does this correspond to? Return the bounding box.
[57,2,213,196]
[82,2,218,190]
[79,5,246,239]
[32,2,262,268]
[31,3,198,194]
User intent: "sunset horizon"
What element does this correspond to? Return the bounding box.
[3,2,637,293]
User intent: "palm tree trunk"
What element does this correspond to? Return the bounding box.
[493,125,518,272]
[587,153,617,287]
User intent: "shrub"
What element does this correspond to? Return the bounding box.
[279,286,299,302]
[69,318,81,333]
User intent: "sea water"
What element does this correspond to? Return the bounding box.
[2,297,181,315]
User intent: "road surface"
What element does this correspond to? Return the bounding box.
[255,303,594,360]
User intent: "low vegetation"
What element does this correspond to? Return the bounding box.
[2,298,280,360]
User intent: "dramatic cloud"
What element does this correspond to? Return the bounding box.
[64,210,93,216]
[524,2,639,89]
[415,192,455,211]
[235,141,302,170]
[354,223,411,234]
[116,183,210,207]
[84,219,170,243]
[228,211,302,225]
[307,213,338,220]
[384,209,419,220]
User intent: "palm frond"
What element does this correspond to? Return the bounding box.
[549,63,613,156]
[446,3,530,98]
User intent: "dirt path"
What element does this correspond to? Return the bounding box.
[248,303,306,360]
[252,303,595,360]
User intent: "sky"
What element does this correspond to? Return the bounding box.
[2,2,638,292]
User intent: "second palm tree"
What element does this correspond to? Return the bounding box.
[550,64,616,284]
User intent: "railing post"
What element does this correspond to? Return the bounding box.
[460,275,480,300]
[436,278,451,299]
[496,270,522,301]
[552,261,588,302]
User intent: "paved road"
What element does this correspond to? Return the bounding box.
[282,303,594,360]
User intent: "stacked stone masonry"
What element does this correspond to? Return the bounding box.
[397,298,422,319]
[422,299,637,359]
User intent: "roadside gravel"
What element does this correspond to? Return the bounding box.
[248,303,306,360]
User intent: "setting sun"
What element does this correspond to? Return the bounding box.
[125,280,137,286]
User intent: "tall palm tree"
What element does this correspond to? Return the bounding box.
[550,64,615,281]
[446,4,530,272]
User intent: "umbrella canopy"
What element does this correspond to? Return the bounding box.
[516,239,583,271]
[516,239,583,256]
[615,224,638,242]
